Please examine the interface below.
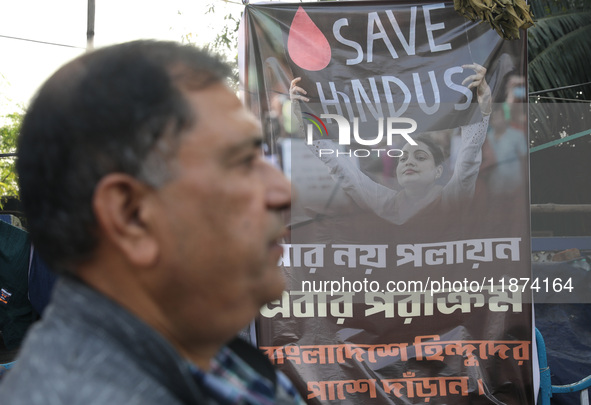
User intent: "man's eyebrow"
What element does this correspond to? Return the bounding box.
[222,136,263,158]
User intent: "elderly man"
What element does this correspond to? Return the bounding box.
[0,40,303,404]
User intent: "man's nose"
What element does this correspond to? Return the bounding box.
[264,161,292,211]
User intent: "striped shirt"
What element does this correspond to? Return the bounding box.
[191,345,305,404]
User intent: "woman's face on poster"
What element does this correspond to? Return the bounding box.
[396,141,443,190]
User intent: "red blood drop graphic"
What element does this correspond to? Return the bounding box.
[287,7,331,71]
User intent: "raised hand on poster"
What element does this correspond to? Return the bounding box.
[290,64,492,225]
[289,77,310,103]
[462,63,492,116]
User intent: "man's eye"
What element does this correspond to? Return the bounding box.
[242,153,263,169]
[242,155,256,166]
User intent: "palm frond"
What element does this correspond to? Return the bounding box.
[529,24,591,96]
[527,11,591,146]
[529,0,591,18]
[528,12,591,58]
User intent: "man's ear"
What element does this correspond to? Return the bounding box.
[93,174,159,268]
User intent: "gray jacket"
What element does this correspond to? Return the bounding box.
[0,276,298,404]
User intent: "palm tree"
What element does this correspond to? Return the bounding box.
[527,0,591,147]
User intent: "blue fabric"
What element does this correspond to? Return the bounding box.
[27,248,57,316]
[533,258,591,405]
[0,361,17,380]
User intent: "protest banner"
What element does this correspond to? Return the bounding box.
[240,1,533,403]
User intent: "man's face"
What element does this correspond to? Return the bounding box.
[149,83,291,345]
[396,141,441,189]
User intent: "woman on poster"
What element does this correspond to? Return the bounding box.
[290,63,492,225]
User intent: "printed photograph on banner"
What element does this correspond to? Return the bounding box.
[240,1,533,404]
